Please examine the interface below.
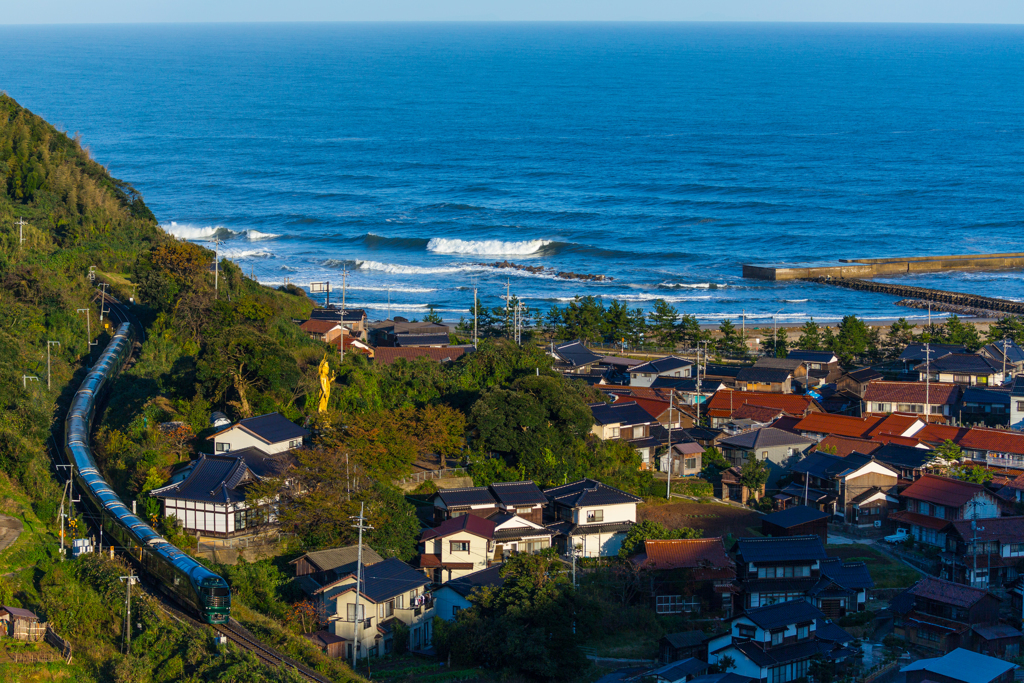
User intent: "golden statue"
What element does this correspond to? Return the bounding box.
[317,353,335,413]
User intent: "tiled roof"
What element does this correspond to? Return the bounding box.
[441,564,505,597]
[151,453,254,503]
[787,351,838,364]
[488,481,546,507]
[946,516,1024,544]
[650,377,703,391]
[300,319,343,334]
[735,535,827,563]
[908,576,991,609]
[649,658,708,682]
[961,386,1011,405]
[630,356,694,375]
[661,630,709,649]
[208,412,309,444]
[420,514,496,541]
[900,474,989,508]
[310,307,366,322]
[819,558,874,590]
[762,505,829,528]
[958,428,1024,456]
[553,340,602,367]
[291,544,384,574]
[916,354,1001,375]
[359,559,430,603]
[730,404,788,423]
[790,451,873,479]
[815,435,880,458]
[433,486,497,508]
[635,538,734,570]
[233,447,297,479]
[915,424,971,445]
[815,618,854,644]
[373,346,470,365]
[718,427,814,451]
[793,413,879,438]
[394,333,451,347]
[899,343,965,363]
[703,364,745,378]
[982,340,1024,365]
[863,382,960,406]
[590,401,655,426]
[869,443,938,470]
[736,367,794,384]
[889,510,951,531]
[844,367,883,383]
[706,391,819,418]
[742,599,826,630]
[867,413,925,438]
[544,478,642,508]
[611,395,672,421]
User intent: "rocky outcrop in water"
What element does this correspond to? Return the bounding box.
[480,261,613,282]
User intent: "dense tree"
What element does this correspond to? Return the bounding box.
[196,327,300,417]
[648,299,680,347]
[830,315,870,366]
[762,327,788,358]
[795,319,823,351]
[988,316,1024,346]
[717,319,747,359]
[886,318,915,358]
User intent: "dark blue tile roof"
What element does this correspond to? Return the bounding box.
[763,505,829,529]
[819,558,874,590]
[742,599,826,630]
[1012,375,1024,398]
[787,351,838,364]
[434,487,496,508]
[899,343,965,363]
[544,478,642,508]
[918,354,1001,374]
[590,401,655,426]
[442,564,505,598]
[553,340,603,367]
[488,481,547,506]
[152,454,252,503]
[870,443,936,470]
[631,356,694,375]
[238,412,309,443]
[735,535,828,564]
[394,333,451,347]
[961,386,1011,405]
[359,558,430,603]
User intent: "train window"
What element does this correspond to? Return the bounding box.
[208,587,230,597]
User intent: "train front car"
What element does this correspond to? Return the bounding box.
[198,572,231,624]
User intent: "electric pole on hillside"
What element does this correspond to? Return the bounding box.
[17,217,27,251]
[213,237,221,295]
[47,340,61,389]
[98,283,109,323]
[341,267,347,362]
[351,503,374,670]
[120,570,139,654]
[473,288,478,347]
[925,342,931,423]
[77,308,97,365]
[666,391,674,500]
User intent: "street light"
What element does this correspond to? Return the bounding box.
[77,308,97,364]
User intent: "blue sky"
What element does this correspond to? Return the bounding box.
[3,0,1024,24]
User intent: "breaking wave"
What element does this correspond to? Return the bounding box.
[162,222,237,241]
[248,230,280,241]
[658,281,728,290]
[220,247,274,260]
[426,237,552,256]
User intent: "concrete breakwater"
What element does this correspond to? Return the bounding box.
[807,278,1024,316]
[742,252,1024,281]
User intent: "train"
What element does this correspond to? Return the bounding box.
[63,318,231,624]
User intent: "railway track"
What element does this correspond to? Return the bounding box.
[156,600,334,682]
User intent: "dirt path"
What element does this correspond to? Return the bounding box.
[0,515,24,555]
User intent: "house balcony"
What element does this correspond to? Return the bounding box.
[396,597,435,622]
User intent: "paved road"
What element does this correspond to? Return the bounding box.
[0,515,24,555]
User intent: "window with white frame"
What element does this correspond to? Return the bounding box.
[609,426,620,438]
[216,442,231,452]
[656,595,684,614]
[288,439,302,448]
[450,541,470,552]
[771,630,784,646]
[586,509,604,523]
[346,603,365,621]
[797,624,809,640]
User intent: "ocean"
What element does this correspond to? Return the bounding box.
[2,22,1023,325]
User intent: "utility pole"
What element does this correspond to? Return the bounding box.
[350,503,374,670]
[666,392,674,500]
[741,310,745,355]
[59,479,71,561]
[22,375,39,389]
[77,308,97,364]
[17,217,27,250]
[213,237,220,296]
[695,345,702,425]
[1003,337,1009,382]
[98,283,110,322]
[47,340,61,389]
[341,267,347,362]
[387,287,391,321]
[119,570,138,654]
[473,288,478,347]
[925,342,931,423]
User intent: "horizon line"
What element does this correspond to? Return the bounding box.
[3,19,1024,27]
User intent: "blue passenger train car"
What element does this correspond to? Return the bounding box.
[64,321,230,623]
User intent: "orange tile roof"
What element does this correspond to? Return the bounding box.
[705,390,820,418]
[793,413,880,439]
[958,428,1024,456]
[915,424,971,445]
[613,395,671,420]
[889,509,951,531]
[863,381,960,405]
[867,413,923,438]
[299,319,343,334]
[899,473,989,508]
[732,404,789,423]
[814,435,881,458]
[374,347,468,366]
[636,538,735,571]
[872,434,925,448]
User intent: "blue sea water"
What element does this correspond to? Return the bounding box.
[2,22,1023,324]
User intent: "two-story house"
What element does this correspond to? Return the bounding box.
[314,558,434,659]
[705,600,856,683]
[549,340,603,376]
[735,359,807,394]
[488,512,553,561]
[891,576,1001,654]
[630,356,695,388]
[863,382,962,423]
[899,343,967,373]
[889,474,1002,547]
[310,307,368,341]
[1013,376,1024,430]
[590,401,660,467]
[787,350,842,384]
[433,564,504,621]
[902,648,1018,683]
[784,451,899,524]
[918,354,1005,387]
[836,367,883,400]
[941,516,1024,589]
[632,538,737,618]
[733,535,829,610]
[487,481,548,523]
[704,391,823,429]
[291,544,384,597]
[430,487,498,524]
[206,412,309,455]
[418,515,495,583]
[718,427,813,474]
[544,478,640,558]
[980,340,1024,375]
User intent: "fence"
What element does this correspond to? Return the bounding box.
[45,624,73,664]
[395,468,468,487]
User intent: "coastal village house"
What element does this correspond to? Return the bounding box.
[314,558,434,659]
[549,340,603,376]
[889,474,1002,547]
[718,427,813,472]
[544,478,640,558]
[207,412,309,455]
[629,356,694,388]
[917,354,1005,387]
[705,600,856,683]
[733,535,827,610]
[783,451,899,524]
[418,515,495,583]
[891,576,1001,654]
[863,382,961,423]
[589,400,660,467]
[787,350,842,384]
[902,648,1018,683]
[291,545,384,597]
[309,307,368,341]
[735,358,807,394]
[704,391,822,429]
[433,565,504,621]
[941,516,1024,590]
[633,538,737,618]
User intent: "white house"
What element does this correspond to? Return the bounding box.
[1011,376,1024,430]
[630,356,695,388]
[433,564,504,621]
[543,479,640,558]
[207,412,309,455]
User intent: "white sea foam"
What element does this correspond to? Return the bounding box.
[426,237,552,256]
[356,260,486,275]
[783,299,809,303]
[344,302,467,313]
[346,285,439,293]
[247,230,280,241]
[162,221,223,241]
[659,281,728,289]
[553,294,712,303]
[220,247,274,260]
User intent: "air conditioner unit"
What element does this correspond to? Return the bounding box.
[874,520,882,528]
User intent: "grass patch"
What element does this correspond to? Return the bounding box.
[826,543,922,589]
